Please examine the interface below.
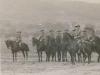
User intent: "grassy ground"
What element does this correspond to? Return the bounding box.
[1,38,100,75]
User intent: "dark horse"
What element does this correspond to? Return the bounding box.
[5,40,29,62]
[68,36,80,65]
[79,40,93,64]
[93,36,100,62]
[32,37,46,62]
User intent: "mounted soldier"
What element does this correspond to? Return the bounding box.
[38,30,46,47]
[72,24,82,62]
[56,30,62,62]
[15,31,22,47]
[78,26,96,63]
[72,24,81,42]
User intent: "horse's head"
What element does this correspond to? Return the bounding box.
[32,37,39,46]
[5,40,13,49]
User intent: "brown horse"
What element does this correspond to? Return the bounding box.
[32,37,46,62]
[5,40,29,62]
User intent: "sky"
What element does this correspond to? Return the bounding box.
[70,0,100,3]
[0,0,99,24]
[0,0,100,35]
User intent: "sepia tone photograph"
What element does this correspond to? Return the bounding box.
[0,0,100,75]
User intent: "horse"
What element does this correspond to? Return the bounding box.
[5,40,29,62]
[32,37,46,62]
[79,40,93,64]
[46,36,57,62]
[61,32,73,62]
[92,36,100,62]
[68,36,80,65]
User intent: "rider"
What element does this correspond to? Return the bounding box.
[16,31,22,47]
[39,30,46,46]
[72,24,81,41]
[72,24,82,55]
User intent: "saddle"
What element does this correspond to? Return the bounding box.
[16,42,22,49]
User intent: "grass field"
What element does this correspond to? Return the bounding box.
[1,38,100,75]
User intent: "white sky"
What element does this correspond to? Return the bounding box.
[0,0,100,24]
[70,0,100,3]
[0,0,100,4]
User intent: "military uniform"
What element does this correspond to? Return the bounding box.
[16,31,22,47]
[72,24,81,42]
[72,24,82,55]
[38,30,46,47]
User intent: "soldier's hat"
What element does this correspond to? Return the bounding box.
[17,31,21,33]
[57,30,61,32]
[49,30,54,32]
[64,29,69,31]
[40,29,44,31]
[40,30,44,32]
[75,24,80,27]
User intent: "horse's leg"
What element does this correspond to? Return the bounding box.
[51,50,55,62]
[59,51,61,62]
[55,52,56,62]
[21,51,25,63]
[22,51,25,58]
[46,53,50,62]
[53,51,56,62]
[70,52,75,65]
[38,52,40,62]
[46,52,48,62]
[62,51,65,62]
[73,55,76,65]
[52,53,54,62]
[65,51,68,62]
[83,55,87,63]
[74,53,77,62]
[25,51,28,60]
[90,54,91,62]
[57,50,59,62]
[73,53,76,65]
[70,53,74,64]
[70,52,73,64]
[40,52,42,62]
[88,54,91,64]
[12,52,15,62]
[97,54,100,62]
[15,52,17,62]
[77,52,79,62]
[77,52,82,63]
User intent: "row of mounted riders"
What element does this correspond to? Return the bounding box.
[5,35,100,65]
